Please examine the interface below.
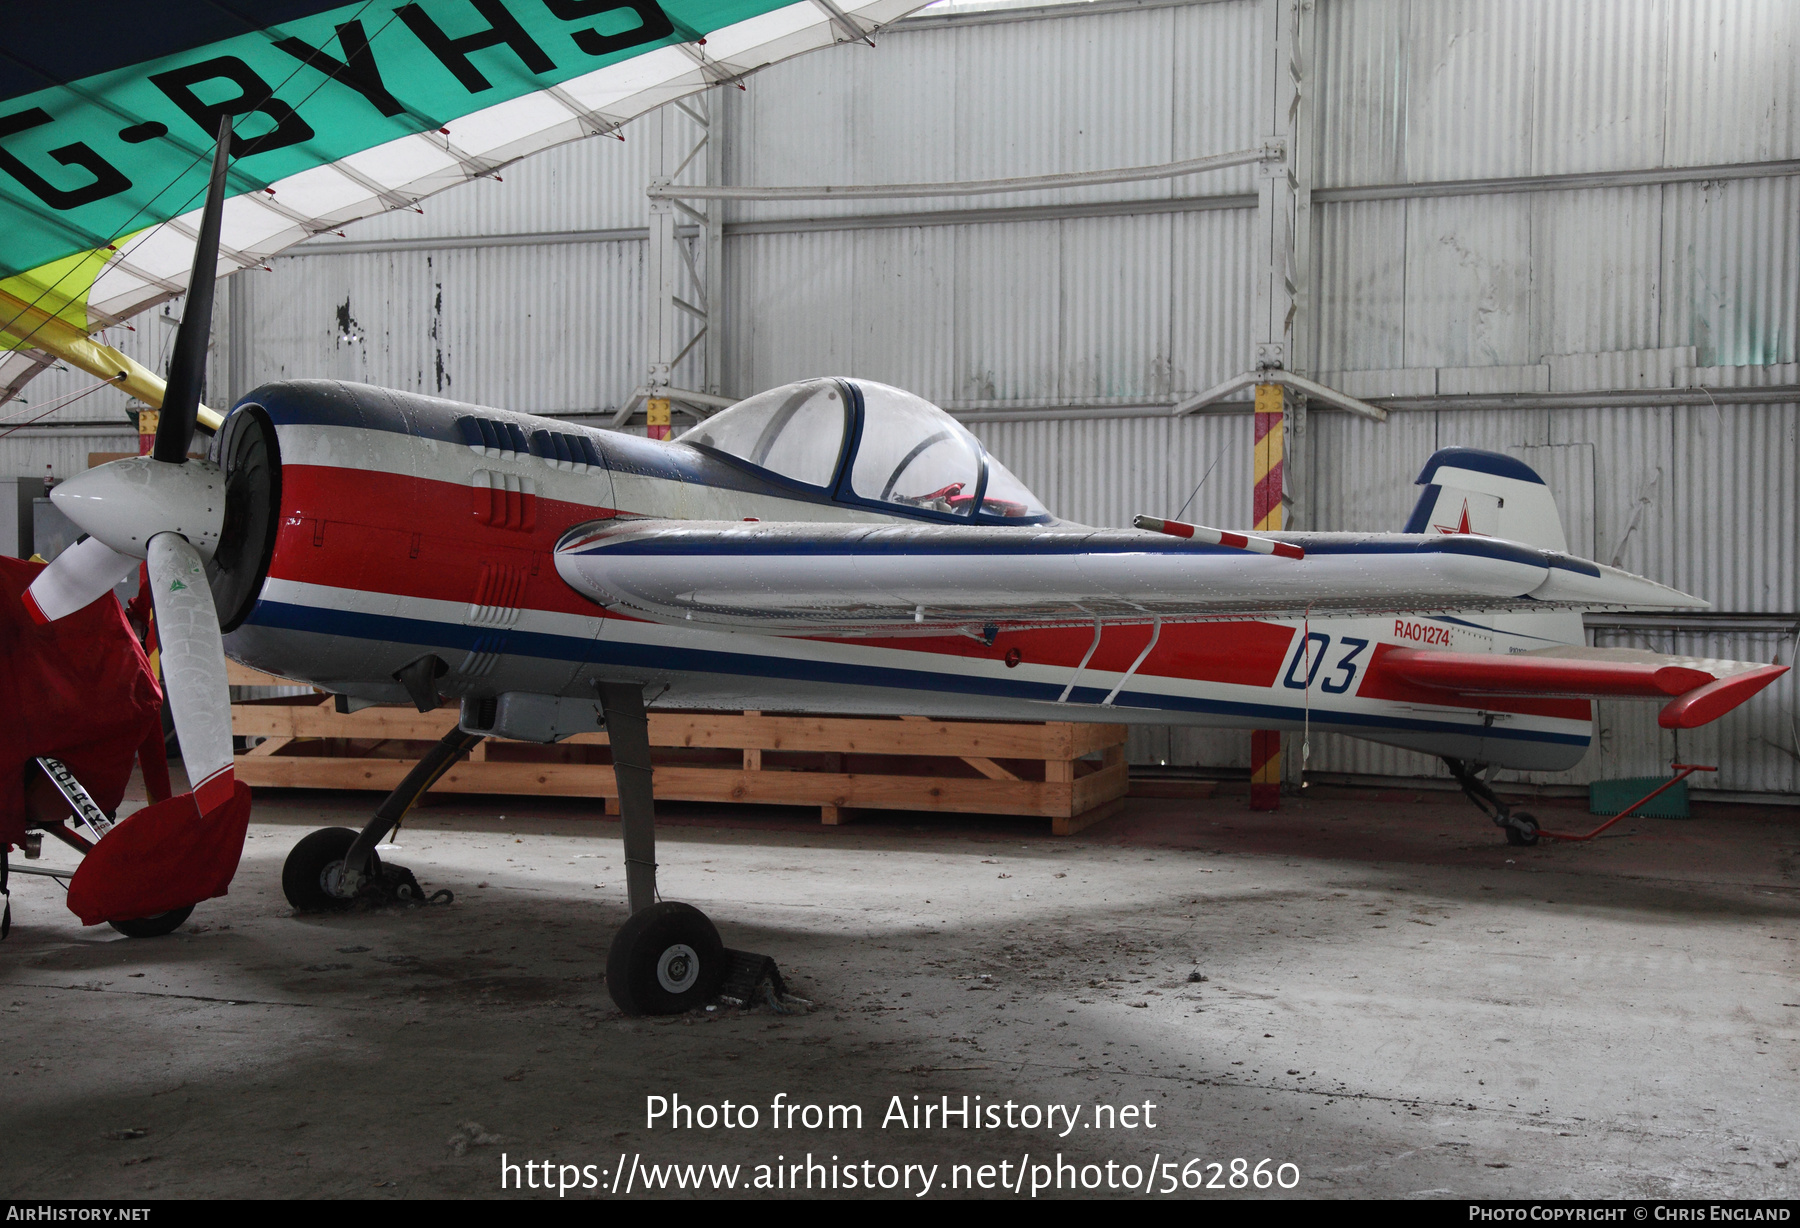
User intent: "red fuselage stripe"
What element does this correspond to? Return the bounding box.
[266,462,1580,714]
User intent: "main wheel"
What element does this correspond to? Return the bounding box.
[109,904,195,938]
[282,827,360,912]
[606,902,727,1016]
[1504,812,1540,847]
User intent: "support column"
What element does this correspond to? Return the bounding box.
[226,268,253,407]
[639,91,721,431]
[1281,0,1315,538]
[1250,729,1283,811]
[1250,0,1310,379]
[598,682,658,915]
[1253,383,1285,534]
[1250,381,1286,811]
[646,394,671,441]
[1248,0,1315,810]
[644,103,679,409]
[702,87,727,400]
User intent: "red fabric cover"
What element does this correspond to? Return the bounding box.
[136,726,173,804]
[0,555,163,851]
[66,781,252,925]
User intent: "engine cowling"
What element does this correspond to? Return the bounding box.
[206,404,283,633]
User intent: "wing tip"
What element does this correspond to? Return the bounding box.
[1659,663,1789,729]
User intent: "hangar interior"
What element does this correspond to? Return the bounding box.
[8,0,1796,800]
[3,0,1800,1204]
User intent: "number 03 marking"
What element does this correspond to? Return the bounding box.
[1282,633,1369,695]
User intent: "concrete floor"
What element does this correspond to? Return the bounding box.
[3,782,1797,1200]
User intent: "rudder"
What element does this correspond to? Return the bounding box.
[1402,446,1568,550]
[1402,446,1583,649]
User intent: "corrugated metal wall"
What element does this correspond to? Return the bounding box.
[12,0,1795,794]
[236,241,644,413]
[718,0,1263,405]
[1313,0,1800,183]
[725,2,1262,222]
[724,207,1255,404]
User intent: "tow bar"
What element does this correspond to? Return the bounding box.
[1534,762,1718,842]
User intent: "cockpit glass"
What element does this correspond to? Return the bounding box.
[677,378,847,487]
[849,382,983,516]
[977,454,1049,519]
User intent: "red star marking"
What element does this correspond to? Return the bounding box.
[1434,498,1486,536]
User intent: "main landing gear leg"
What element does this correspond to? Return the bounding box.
[1442,757,1538,847]
[599,683,783,1015]
[282,726,482,911]
[602,681,660,917]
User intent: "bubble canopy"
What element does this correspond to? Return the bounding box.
[678,378,1050,523]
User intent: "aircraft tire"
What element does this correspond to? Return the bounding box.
[1504,812,1540,847]
[109,904,195,937]
[282,827,360,912]
[606,901,726,1015]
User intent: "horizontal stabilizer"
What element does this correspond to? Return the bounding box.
[1377,646,1787,729]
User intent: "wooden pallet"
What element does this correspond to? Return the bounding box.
[227,666,1129,835]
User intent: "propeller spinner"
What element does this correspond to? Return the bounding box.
[23,119,238,811]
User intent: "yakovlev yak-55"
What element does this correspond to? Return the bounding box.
[19,126,1786,1014]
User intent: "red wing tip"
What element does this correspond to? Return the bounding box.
[1659,664,1789,729]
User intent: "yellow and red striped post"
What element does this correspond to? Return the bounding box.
[1249,382,1285,810]
[646,396,672,441]
[137,409,157,455]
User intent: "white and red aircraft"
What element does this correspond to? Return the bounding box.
[22,129,1786,1013]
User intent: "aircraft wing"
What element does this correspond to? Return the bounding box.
[1368,646,1788,729]
[553,518,1710,632]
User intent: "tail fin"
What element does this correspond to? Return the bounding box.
[1402,446,1568,551]
[1404,446,1582,649]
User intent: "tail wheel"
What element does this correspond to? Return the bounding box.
[109,904,195,938]
[282,827,360,912]
[606,902,727,1015]
[1505,812,1540,847]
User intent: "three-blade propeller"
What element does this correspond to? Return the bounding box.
[24,119,237,811]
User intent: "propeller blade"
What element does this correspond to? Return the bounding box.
[146,532,234,811]
[21,536,139,624]
[153,117,233,465]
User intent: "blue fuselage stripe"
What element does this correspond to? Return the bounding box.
[242,599,1590,748]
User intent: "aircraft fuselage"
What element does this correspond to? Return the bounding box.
[217,380,1593,772]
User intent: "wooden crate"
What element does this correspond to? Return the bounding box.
[227,665,1129,835]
